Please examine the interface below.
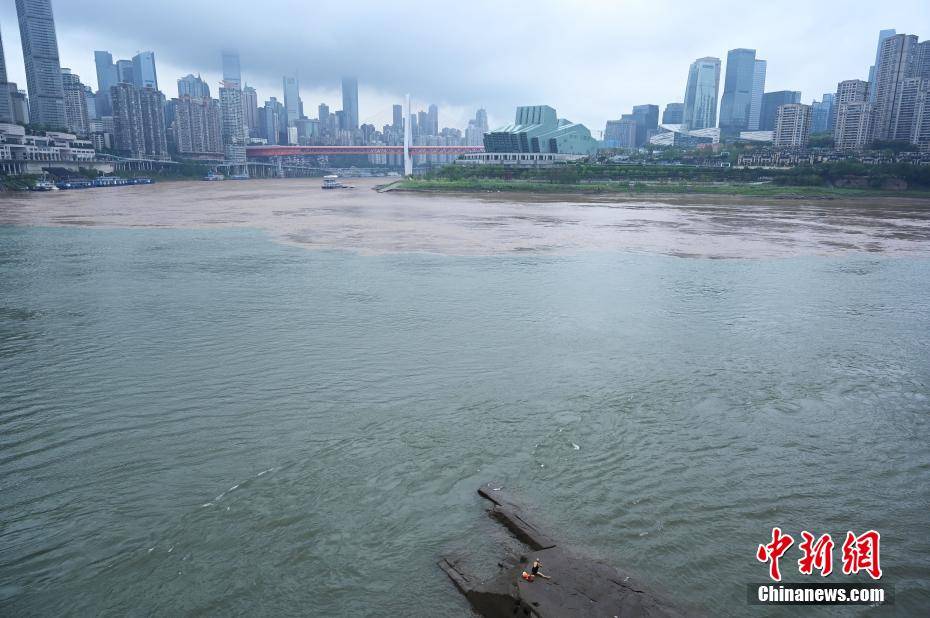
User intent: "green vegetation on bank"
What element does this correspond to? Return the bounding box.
[396,161,930,198]
[397,178,930,198]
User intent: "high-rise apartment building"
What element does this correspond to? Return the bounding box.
[872,33,918,141]
[177,74,210,99]
[748,59,767,131]
[173,95,222,156]
[917,41,930,80]
[138,86,167,159]
[893,78,929,142]
[110,81,167,159]
[60,69,89,135]
[718,48,757,136]
[834,102,874,150]
[682,57,720,130]
[222,50,241,89]
[760,91,801,131]
[341,77,359,131]
[773,103,811,148]
[242,85,258,137]
[111,82,144,157]
[832,79,871,149]
[662,102,684,124]
[868,29,896,104]
[15,0,66,128]
[283,76,299,126]
[392,104,403,130]
[427,103,439,135]
[913,85,930,150]
[132,51,158,90]
[219,84,247,162]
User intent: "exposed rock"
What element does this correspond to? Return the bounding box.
[439,483,686,617]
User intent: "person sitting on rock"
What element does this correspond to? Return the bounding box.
[531,558,551,580]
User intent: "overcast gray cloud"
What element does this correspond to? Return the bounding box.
[0,0,927,131]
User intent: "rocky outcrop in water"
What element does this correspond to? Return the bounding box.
[439,483,685,617]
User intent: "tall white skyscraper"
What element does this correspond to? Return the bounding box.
[682,57,721,130]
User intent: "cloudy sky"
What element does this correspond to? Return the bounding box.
[0,0,926,133]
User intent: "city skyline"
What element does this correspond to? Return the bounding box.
[0,0,926,131]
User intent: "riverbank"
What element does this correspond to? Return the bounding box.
[393,177,930,201]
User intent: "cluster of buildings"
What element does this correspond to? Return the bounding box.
[0,0,487,171]
[611,30,930,152]
[0,1,926,175]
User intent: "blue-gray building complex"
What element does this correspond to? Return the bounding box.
[483,105,598,155]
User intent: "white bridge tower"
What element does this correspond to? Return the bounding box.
[403,94,412,176]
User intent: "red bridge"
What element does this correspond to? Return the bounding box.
[246,145,484,157]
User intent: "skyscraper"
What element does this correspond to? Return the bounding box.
[219,83,247,162]
[475,108,488,132]
[262,97,284,145]
[760,91,801,131]
[222,50,241,89]
[132,51,158,90]
[15,0,66,128]
[341,77,359,131]
[392,104,403,130]
[60,69,89,135]
[93,50,117,115]
[810,95,835,134]
[427,103,438,135]
[773,103,811,148]
[631,104,659,145]
[0,25,14,124]
[318,102,330,133]
[868,29,896,104]
[116,59,134,84]
[718,48,757,136]
[682,57,720,130]
[177,74,210,99]
[662,103,684,124]
[872,33,919,141]
[242,85,258,137]
[748,59,767,131]
[283,76,299,125]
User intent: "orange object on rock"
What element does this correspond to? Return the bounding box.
[521,571,535,582]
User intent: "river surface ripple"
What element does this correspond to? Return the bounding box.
[1,180,929,615]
